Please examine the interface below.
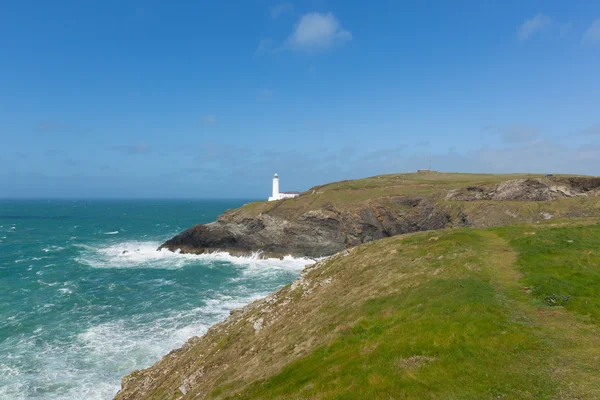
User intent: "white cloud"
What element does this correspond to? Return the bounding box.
[271,2,294,19]
[517,14,551,41]
[254,38,274,57]
[200,115,216,125]
[582,19,600,44]
[288,12,352,53]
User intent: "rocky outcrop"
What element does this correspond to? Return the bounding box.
[446,177,600,201]
[159,176,600,258]
[158,198,458,258]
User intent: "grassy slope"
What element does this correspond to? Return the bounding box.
[209,219,600,399]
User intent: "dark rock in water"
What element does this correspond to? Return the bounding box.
[122,250,129,255]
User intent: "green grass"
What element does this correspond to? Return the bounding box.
[234,279,552,399]
[219,222,600,400]
[497,222,600,325]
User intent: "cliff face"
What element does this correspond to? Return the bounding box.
[159,174,600,257]
[159,197,454,257]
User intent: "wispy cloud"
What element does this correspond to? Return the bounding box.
[579,123,600,136]
[484,124,540,144]
[501,124,540,143]
[200,115,217,126]
[109,142,152,155]
[517,14,551,41]
[256,88,273,100]
[582,19,600,45]
[37,120,92,135]
[254,38,275,57]
[288,12,352,53]
[271,2,293,19]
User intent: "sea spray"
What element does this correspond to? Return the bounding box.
[74,240,315,271]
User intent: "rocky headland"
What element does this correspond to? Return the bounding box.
[159,173,600,258]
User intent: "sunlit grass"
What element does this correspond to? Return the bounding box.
[219,222,600,399]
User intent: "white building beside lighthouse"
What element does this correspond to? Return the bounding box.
[268,173,300,201]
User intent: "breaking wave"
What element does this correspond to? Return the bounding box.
[2,240,313,400]
[74,240,316,271]
[0,294,267,400]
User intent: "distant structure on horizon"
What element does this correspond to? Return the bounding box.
[268,173,300,201]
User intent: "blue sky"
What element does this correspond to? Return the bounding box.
[1,0,600,198]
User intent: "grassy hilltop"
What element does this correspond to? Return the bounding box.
[235,171,591,215]
[118,173,600,399]
[226,171,600,231]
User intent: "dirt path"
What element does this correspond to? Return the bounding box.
[480,231,600,399]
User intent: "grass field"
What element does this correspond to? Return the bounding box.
[212,219,600,399]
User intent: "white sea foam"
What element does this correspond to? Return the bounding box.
[3,235,316,400]
[42,246,64,253]
[15,256,45,263]
[74,240,316,271]
[76,293,264,369]
[0,293,268,400]
[104,231,119,235]
[37,280,59,287]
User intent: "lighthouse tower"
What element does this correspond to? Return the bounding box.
[271,173,280,199]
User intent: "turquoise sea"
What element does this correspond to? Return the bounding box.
[0,200,312,399]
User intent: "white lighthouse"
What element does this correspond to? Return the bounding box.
[268,173,300,201]
[272,173,280,199]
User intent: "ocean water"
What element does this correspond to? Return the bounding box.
[0,199,314,399]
